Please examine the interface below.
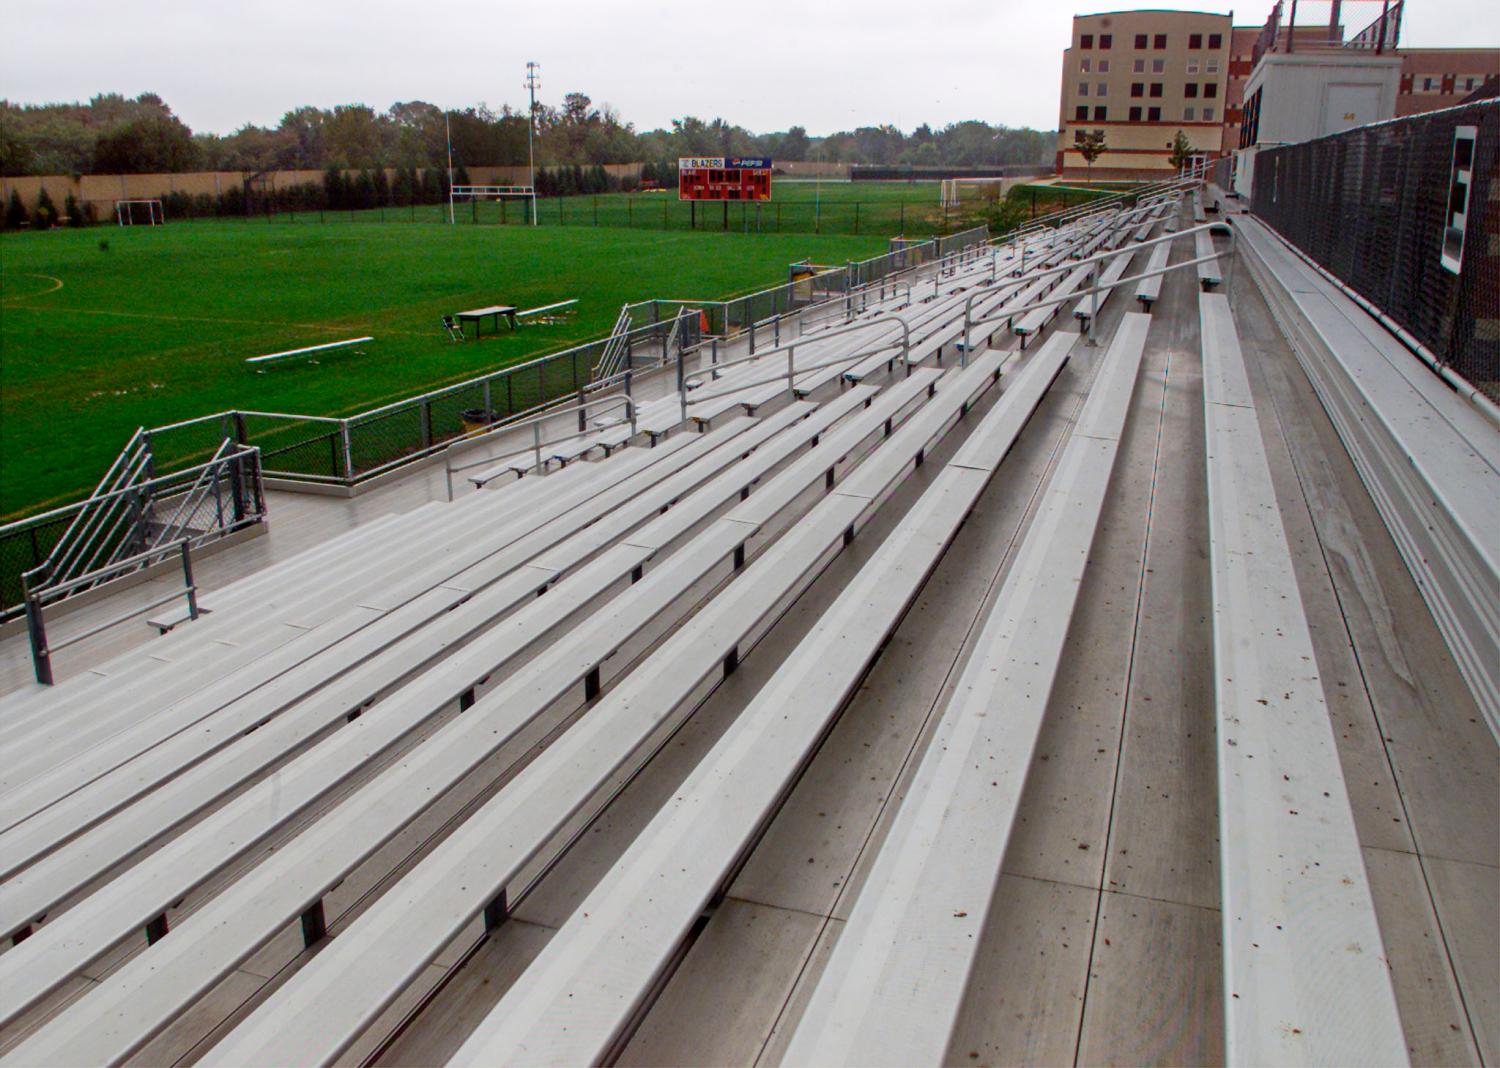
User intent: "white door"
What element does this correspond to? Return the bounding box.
[1323,83,1383,134]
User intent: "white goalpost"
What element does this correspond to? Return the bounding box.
[447,184,537,225]
[115,199,165,226]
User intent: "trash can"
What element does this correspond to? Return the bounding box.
[461,408,496,435]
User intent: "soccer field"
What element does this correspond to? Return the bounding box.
[0,222,883,518]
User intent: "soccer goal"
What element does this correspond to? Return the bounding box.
[115,199,165,226]
[448,184,536,225]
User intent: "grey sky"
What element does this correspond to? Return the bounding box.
[2,0,1493,136]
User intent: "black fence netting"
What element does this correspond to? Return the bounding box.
[1251,100,1499,399]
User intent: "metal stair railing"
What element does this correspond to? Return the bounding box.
[591,305,634,381]
[18,441,266,683]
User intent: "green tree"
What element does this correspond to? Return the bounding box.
[34,187,58,228]
[64,191,85,226]
[4,188,27,228]
[1167,130,1195,174]
[1076,129,1108,187]
[91,113,200,173]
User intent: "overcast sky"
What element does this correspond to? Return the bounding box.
[2,1,1493,135]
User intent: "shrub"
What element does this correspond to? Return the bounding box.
[34,187,58,229]
[64,192,87,227]
[4,188,27,229]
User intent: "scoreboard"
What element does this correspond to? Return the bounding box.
[678,157,773,201]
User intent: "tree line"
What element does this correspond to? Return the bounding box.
[0,92,1054,177]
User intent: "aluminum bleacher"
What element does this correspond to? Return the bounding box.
[0,179,1490,1068]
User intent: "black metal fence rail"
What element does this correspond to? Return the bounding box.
[1250,100,1499,400]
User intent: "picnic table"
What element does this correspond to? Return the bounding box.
[456,305,518,337]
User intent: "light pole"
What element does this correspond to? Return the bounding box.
[525,61,540,226]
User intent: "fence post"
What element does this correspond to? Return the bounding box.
[341,420,355,481]
[577,389,588,432]
[787,344,797,401]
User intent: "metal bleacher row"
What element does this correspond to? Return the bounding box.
[0,182,1459,1066]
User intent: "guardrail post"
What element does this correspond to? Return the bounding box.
[577,389,588,433]
[677,342,688,426]
[181,541,199,621]
[787,344,797,401]
[532,422,543,475]
[23,584,52,685]
[341,420,354,482]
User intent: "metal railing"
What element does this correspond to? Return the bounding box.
[442,390,639,498]
[14,442,264,677]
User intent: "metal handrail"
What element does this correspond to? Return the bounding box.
[23,538,200,685]
[685,317,912,407]
[20,442,261,595]
[442,391,638,498]
[959,223,1234,358]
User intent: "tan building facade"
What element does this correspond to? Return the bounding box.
[1056,9,1233,180]
[1060,10,1499,179]
[1397,49,1500,115]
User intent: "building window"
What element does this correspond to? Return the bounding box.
[1148,106,1162,121]
[1081,58,1091,72]
[1075,129,1086,143]
[1080,33,1094,48]
[1189,33,1203,48]
[1133,58,1145,73]
[1208,32,1222,48]
[1207,58,1220,73]
[1464,77,1475,90]
[1423,77,1434,91]
[1129,106,1143,121]
[1185,83,1199,98]
[1154,34,1167,49]
[1187,60,1200,74]
[1079,82,1089,96]
[1099,59,1110,72]
[1075,105,1089,121]
[1204,82,1218,98]
[1094,106,1108,120]
[1150,82,1164,98]
[1185,106,1196,121]
[1152,58,1165,73]
[1134,33,1148,48]
[1095,82,1107,96]
[1100,33,1113,48]
[1203,106,1215,121]
[1131,82,1144,97]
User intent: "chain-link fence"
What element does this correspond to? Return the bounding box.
[1251,100,1499,400]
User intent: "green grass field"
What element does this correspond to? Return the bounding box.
[0,222,883,518]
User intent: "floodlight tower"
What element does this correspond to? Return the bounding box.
[525,61,541,226]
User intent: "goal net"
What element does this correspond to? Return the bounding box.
[115,199,165,226]
[448,184,536,224]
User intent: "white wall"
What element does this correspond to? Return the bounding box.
[1245,53,1402,146]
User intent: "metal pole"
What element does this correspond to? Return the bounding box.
[526,62,540,227]
[446,112,455,226]
[23,584,52,685]
[533,421,543,474]
[787,345,797,401]
[181,541,199,621]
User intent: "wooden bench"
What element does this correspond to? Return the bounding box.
[196,353,1017,1068]
[434,340,1066,1068]
[1197,292,1406,1065]
[781,316,1151,1065]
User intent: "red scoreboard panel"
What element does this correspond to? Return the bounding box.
[678,157,773,201]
